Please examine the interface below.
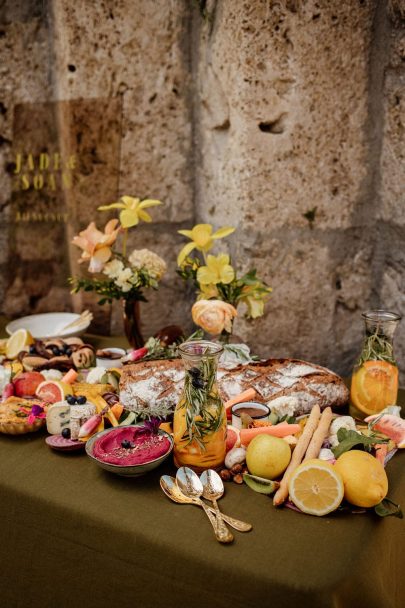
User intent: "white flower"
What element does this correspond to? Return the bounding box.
[128,248,167,280]
[103,258,124,279]
[114,267,134,292]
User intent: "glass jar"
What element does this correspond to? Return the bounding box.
[350,310,401,418]
[173,340,226,473]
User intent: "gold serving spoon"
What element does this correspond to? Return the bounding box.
[160,475,252,533]
[176,467,234,543]
[200,469,236,540]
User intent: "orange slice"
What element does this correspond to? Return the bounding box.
[288,459,344,516]
[351,361,398,416]
[35,380,73,404]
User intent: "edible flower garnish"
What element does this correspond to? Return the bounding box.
[134,417,161,437]
[19,404,46,425]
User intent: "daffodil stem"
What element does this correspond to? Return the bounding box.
[122,228,128,258]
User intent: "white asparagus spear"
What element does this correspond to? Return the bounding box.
[273,404,321,506]
[303,406,333,461]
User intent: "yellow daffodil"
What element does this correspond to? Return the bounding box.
[240,295,265,319]
[98,196,162,229]
[177,224,235,266]
[198,283,219,299]
[197,254,235,285]
[240,282,272,318]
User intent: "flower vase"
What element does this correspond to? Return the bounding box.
[122,299,144,349]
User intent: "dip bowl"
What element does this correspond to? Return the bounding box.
[85,425,174,477]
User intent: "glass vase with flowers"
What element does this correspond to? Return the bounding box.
[69,196,166,347]
[176,223,272,341]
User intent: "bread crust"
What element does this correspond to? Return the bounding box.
[119,357,349,417]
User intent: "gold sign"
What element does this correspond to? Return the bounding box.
[13,152,77,192]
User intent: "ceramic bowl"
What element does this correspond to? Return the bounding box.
[6,313,91,340]
[231,401,270,430]
[85,425,174,477]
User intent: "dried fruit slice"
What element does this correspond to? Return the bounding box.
[6,329,34,359]
[45,435,85,451]
[365,414,405,448]
[288,459,344,516]
[243,473,279,495]
[36,380,73,404]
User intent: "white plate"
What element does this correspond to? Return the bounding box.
[6,313,91,340]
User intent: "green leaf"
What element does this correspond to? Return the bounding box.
[331,428,388,459]
[374,498,403,519]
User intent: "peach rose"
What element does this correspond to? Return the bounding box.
[192,299,237,335]
[72,219,120,273]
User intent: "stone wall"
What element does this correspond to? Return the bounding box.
[0,0,404,379]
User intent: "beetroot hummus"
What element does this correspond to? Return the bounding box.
[93,427,171,466]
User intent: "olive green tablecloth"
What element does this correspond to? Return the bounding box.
[0,411,404,608]
[0,320,404,608]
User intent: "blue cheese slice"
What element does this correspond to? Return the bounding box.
[46,402,71,435]
[70,403,97,440]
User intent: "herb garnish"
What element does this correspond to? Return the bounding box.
[374,498,403,519]
[357,330,396,367]
[332,428,389,459]
[179,351,224,451]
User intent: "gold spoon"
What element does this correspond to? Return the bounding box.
[160,476,252,533]
[160,475,225,542]
[176,467,234,543]
[200,469,236,541]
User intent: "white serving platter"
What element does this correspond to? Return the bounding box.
[6,312,91,340]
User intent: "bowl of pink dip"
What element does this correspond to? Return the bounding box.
[86,425,174,477]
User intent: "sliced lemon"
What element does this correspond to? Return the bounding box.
[6,329,34,359]
[288,459,344,516]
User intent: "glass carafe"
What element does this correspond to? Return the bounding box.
[350,310,401,418]
[173,340,226,472]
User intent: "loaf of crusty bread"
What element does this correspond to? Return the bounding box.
[119,358,349,418]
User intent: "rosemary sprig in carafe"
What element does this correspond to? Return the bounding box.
[180,353,224,450]
[357,329,396,367]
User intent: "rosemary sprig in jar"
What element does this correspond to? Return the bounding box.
[180,354,224,450]
[357,329,396,367]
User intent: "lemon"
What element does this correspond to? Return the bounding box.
[246,434,291,480]
[6,329,34,359]
[288,459,344,516]
[334,450,388,507]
